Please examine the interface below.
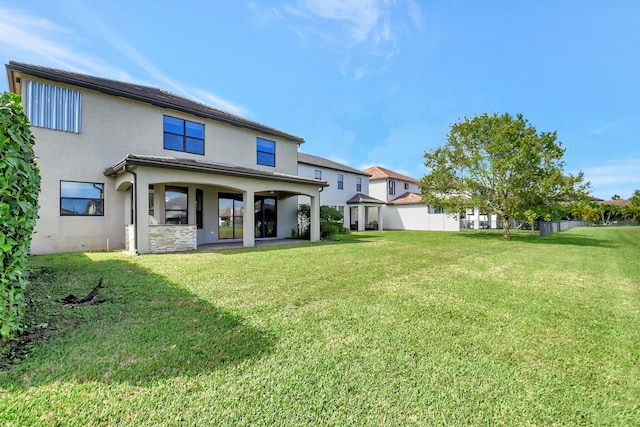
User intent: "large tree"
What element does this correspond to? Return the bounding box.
[420,113,589,238]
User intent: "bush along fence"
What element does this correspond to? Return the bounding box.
[539,220,591,237]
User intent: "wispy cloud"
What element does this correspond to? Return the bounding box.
[0,6,247,116]
[0,7,132,81]
[249,0,423,78]
[581,158,640,198]
[591,121,619,134]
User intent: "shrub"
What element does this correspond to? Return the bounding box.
[296,204,346,240]
[0,92,41,342]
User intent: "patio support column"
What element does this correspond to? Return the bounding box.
[358,204,366,231]
[378,205,384,231]
[310,194,320,242]
[243,190,255,247]
[135,173,150,254]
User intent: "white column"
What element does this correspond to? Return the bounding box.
[378,205,384,230]
[243,190,255,247]
[358,205,366,231]
[310,195,320,241]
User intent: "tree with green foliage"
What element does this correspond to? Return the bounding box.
[621,190,640,222]
[0,92,41,342]
[570,201,600,223]
[420,113,589,238]
[598,202,621,224]
[296,204,346,239]
[523,209,538,234]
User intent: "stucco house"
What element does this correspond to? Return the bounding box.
[363,165,459,232]
[297,153,384,230]
[5,61,327,254]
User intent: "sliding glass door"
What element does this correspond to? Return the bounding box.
[255,196,277,238]
[219,193,243,239]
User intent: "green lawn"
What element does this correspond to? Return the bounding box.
[1,227,639,426]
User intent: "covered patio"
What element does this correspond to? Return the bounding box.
[346,193,386,231]
[105,154,327,254]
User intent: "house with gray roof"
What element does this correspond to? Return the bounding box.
[298,153,385,230]
[6,61,327,254]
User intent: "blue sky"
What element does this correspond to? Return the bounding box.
[1,0,638,200]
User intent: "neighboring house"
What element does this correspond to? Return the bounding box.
[459,208,497,230]
[6,61,327,254]
[601,199,631,207]
[364,166,421,203]
[297,153,384,230]
[363,165,459,232]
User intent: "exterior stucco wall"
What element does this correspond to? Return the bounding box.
[369,178,420,203]
[368,180,388,202]
[384,205,460,232]
[297,162,369,228]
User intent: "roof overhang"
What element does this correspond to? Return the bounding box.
[104,154,329,187]
[346,193,387,205]
[6,61,304,144]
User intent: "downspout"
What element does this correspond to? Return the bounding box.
[125,165,139,256]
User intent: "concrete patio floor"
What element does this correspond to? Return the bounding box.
[197,238,309,251]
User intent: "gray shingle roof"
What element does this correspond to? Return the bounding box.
[346,193,386,205]
[298,152,370,176]
[104,154,328,187]
[6,61,304,143]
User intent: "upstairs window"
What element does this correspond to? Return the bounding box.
[337,174,344,189]
[356,177,362,192]
[404,182,409,190]
[60,181,103,216]
[257,137,276,166]
[314,170,322,180]
[24,80,82,133]
[163,116,204,155]
[389,180,396,195]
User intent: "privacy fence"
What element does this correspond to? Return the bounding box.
[539,220,591,237]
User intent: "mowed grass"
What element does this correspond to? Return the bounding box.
[1,227,639,426]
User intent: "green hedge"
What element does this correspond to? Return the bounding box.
[0,92,41,342]
[295,204,348,240]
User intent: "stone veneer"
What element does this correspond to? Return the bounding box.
[148,225,197,253]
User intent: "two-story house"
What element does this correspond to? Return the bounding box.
[363,165,459,232]
[5,62,327,254]
[298,153,385,231]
